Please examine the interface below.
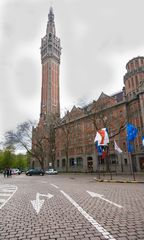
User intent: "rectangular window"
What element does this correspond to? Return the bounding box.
[57,160,59,167]
[124,159,127,165]
[131,77,134,87]
[69,158,75,167]
[76,157,83,167]
[62,159,65,167]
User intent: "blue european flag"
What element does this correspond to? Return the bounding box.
[127,140,134,153]
[126,123,138,141]
[126,123,138,153]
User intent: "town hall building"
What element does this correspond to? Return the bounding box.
[32,7,144,173]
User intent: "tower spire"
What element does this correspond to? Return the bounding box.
[48,6,54,23]
[40,8,61,123]
[47,7,55,35]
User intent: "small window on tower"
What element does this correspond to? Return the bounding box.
[49,33,52,38]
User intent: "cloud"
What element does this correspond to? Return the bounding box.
[0,0,144,138]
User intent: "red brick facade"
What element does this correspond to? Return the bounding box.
[54,56,144,173]
[32,9,144,172]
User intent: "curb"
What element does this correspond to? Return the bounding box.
[94,178,144,183]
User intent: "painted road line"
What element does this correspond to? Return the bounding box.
[87,191,123,208]
[0,189,16,192]
[50,183,59,189]
[61,190,116,240]
[0,193,11,196]
[0,185,17,210]
[39,181,47,184]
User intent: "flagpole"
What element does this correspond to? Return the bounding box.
[126,123,138,181]
[120,153,123,172]
[107,145,112,180]
[128,152,136,181]
[98,155,101,180]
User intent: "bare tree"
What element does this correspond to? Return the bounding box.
[4,120,48,170]
[84,106,127,138]
[55,110,78,172]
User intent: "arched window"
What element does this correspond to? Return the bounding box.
[62,159,65,167]
[131,77,134,87]
[135,75,138,86]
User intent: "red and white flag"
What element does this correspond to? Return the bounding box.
[114,140,122,153]
[94,128,109,146]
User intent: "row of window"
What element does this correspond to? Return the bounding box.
[57,157,83,168]
[127,75,139,89]
[56,156,129,168]
[127,59,144,71]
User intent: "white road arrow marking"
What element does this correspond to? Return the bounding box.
[50,183,59,189]
[87,191,123,208]
[31,193,53,214]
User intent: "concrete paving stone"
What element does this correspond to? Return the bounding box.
[49,239,59,240]
[119,228,128,232]
[83,234,94,238]
[69,232,78,236]
[78,231,86,235]
[127,232,137,236]
[74,237,86,240]
[31,238,41,240]
[59,234,70,238]
[137,236,144,239]
[41,237,51,240]
[63,238,74,240]
[90,238,101,240]
[118,233,128,237]
[77,238,90,240]
[137,231,144,234]
[10,238,18,240]
[127,237,137,240]
[26,235,39,239]
[49,235,61,238]
[63,230,73,234]
[118,237,128,240]
[54,238,66,240]
[65,227,74,230]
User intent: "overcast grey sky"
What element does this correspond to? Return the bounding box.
[0,0,144,138]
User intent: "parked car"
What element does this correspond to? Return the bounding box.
[25,169,45,176]
[45,168,58,175]
[11,168,21,175]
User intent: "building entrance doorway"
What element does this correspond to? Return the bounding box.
[87,157,93,172]
[139,157,144,170]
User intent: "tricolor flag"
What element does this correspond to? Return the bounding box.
[94,128,109,146]
[114,140,122,153]
[142,136,144,146]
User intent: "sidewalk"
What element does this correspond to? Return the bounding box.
[94,172,144,183]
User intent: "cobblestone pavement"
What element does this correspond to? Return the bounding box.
[0,173,144,240]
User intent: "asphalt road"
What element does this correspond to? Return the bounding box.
[0,173,144,240]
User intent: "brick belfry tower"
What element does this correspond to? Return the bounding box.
[32,7,61,169]
[40,7,61,125]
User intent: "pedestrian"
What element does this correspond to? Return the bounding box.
[9,169,12,177]
[6,168,9,178]
[3,168,7,178]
